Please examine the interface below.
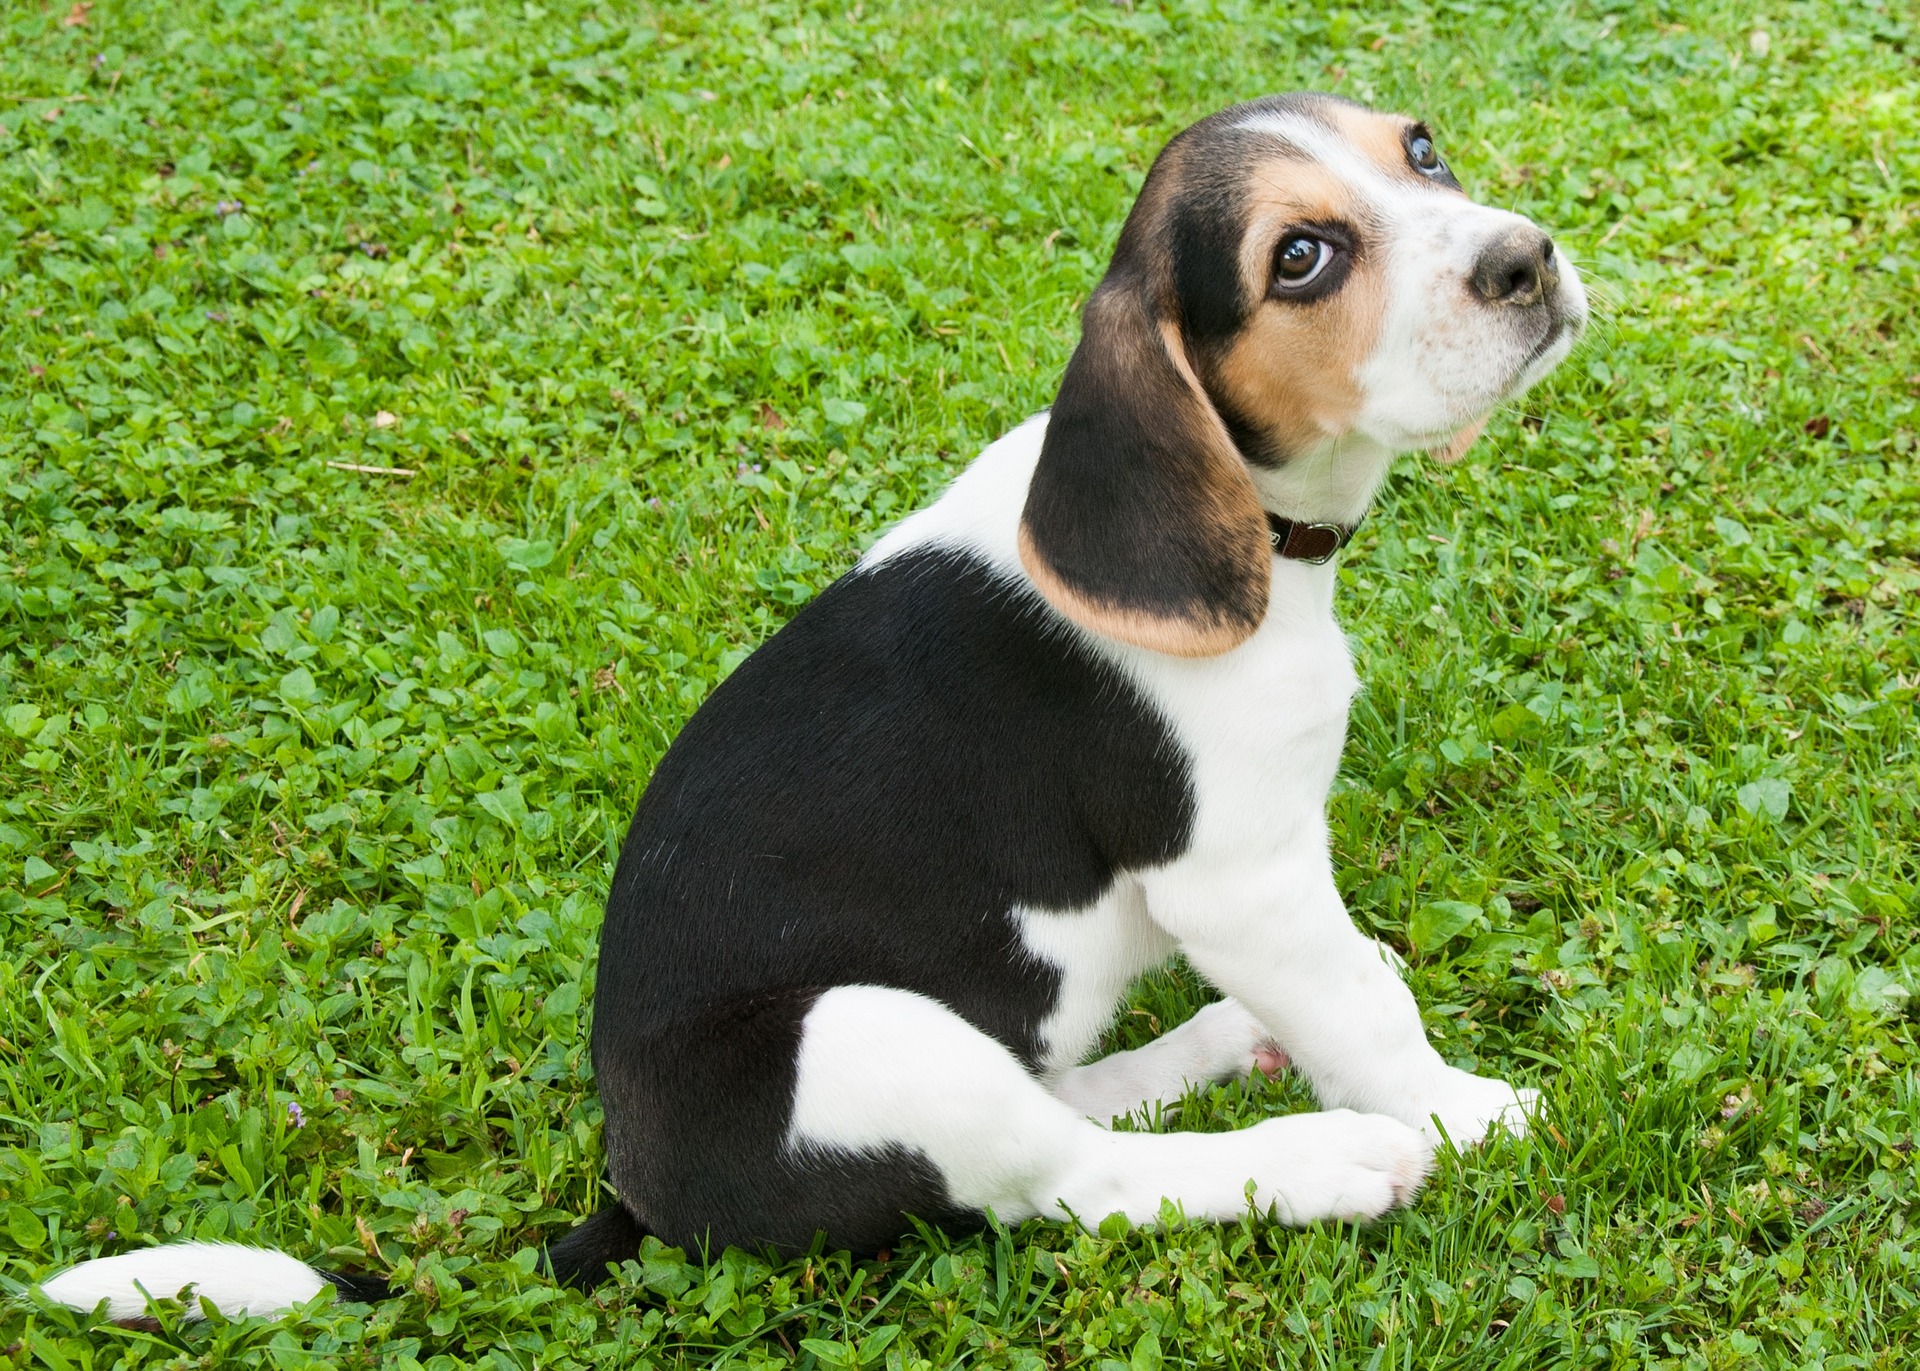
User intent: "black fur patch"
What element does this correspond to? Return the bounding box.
[590,548,1195,1254]
[1167,162,1253,344]
[598,986,977,1255]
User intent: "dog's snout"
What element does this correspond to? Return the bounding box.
[1469,226,1559,308]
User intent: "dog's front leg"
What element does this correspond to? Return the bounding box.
[1144,850,1535,1147]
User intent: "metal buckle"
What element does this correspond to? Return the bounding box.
[1289,522,1348,565]
[1267,514,1360,564]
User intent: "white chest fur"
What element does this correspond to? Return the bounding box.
[1104,574,1361,866]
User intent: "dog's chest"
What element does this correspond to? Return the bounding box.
[1125,604,1361,856]
[1011,605,1360,1078]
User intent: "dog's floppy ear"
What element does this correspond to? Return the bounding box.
[1019,283,1270,657]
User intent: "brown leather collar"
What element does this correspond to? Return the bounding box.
[1265,512,1362,565]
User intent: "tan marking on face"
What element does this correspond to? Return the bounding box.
[1324,103,1424,183]
[1205,157,1387,455]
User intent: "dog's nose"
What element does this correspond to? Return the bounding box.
[1470,226,1559,308]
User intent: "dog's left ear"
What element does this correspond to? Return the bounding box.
[1019,282,1270,657]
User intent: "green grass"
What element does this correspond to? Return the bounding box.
[1,0,1917,1365]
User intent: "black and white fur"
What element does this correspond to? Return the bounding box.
[39,93,1587,1322]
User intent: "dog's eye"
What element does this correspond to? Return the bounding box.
[1407,129,1445,175]
[1273,235,1331,289]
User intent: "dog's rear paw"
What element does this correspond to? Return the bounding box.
[1186,999,1290,1082]
[1251,1041,1290,1077]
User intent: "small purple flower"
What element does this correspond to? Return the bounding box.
[647,497,662,509]
[287,1101,306,1129]
[216,199,244,216]
[105,1230,117,1241]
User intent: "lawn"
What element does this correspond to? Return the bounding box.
[1,0,1917,1365]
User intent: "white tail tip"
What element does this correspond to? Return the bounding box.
[38,1242,328,1321]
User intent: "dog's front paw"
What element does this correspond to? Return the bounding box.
[1410,1069,1537,1148]
[1250,1110,1433,1225]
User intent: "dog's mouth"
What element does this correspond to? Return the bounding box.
[1498,309,1582,404]
[1521,311,1579,373]
[1412,314,1580,461]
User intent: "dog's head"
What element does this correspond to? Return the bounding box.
[1020,93,1588,656]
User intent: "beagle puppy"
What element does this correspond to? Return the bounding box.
[42,92,1587,1321]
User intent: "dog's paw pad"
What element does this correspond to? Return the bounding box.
[1251,1042,1290,1077]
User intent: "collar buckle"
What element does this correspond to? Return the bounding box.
[1266,514,1360,565]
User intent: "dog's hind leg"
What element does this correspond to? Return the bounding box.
[1049,999,1287,1126]
[792,986,1430,1229]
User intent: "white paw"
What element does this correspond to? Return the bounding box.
[1247,1110,1434,1225]
[1411,1069,1538,1148]
[1185,999,1290,1082]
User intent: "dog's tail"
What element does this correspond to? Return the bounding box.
[37,1205,650,1322]
[36,1243,394,1323]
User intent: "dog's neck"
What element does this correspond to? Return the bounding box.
[1247,431,1400,531]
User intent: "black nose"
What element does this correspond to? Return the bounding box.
[1470,226,1559,307]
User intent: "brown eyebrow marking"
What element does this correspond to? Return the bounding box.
[1234,159,1358,284]
[1324,103,1429,183]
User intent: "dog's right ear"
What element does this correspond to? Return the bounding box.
[1018,283,1271,657]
